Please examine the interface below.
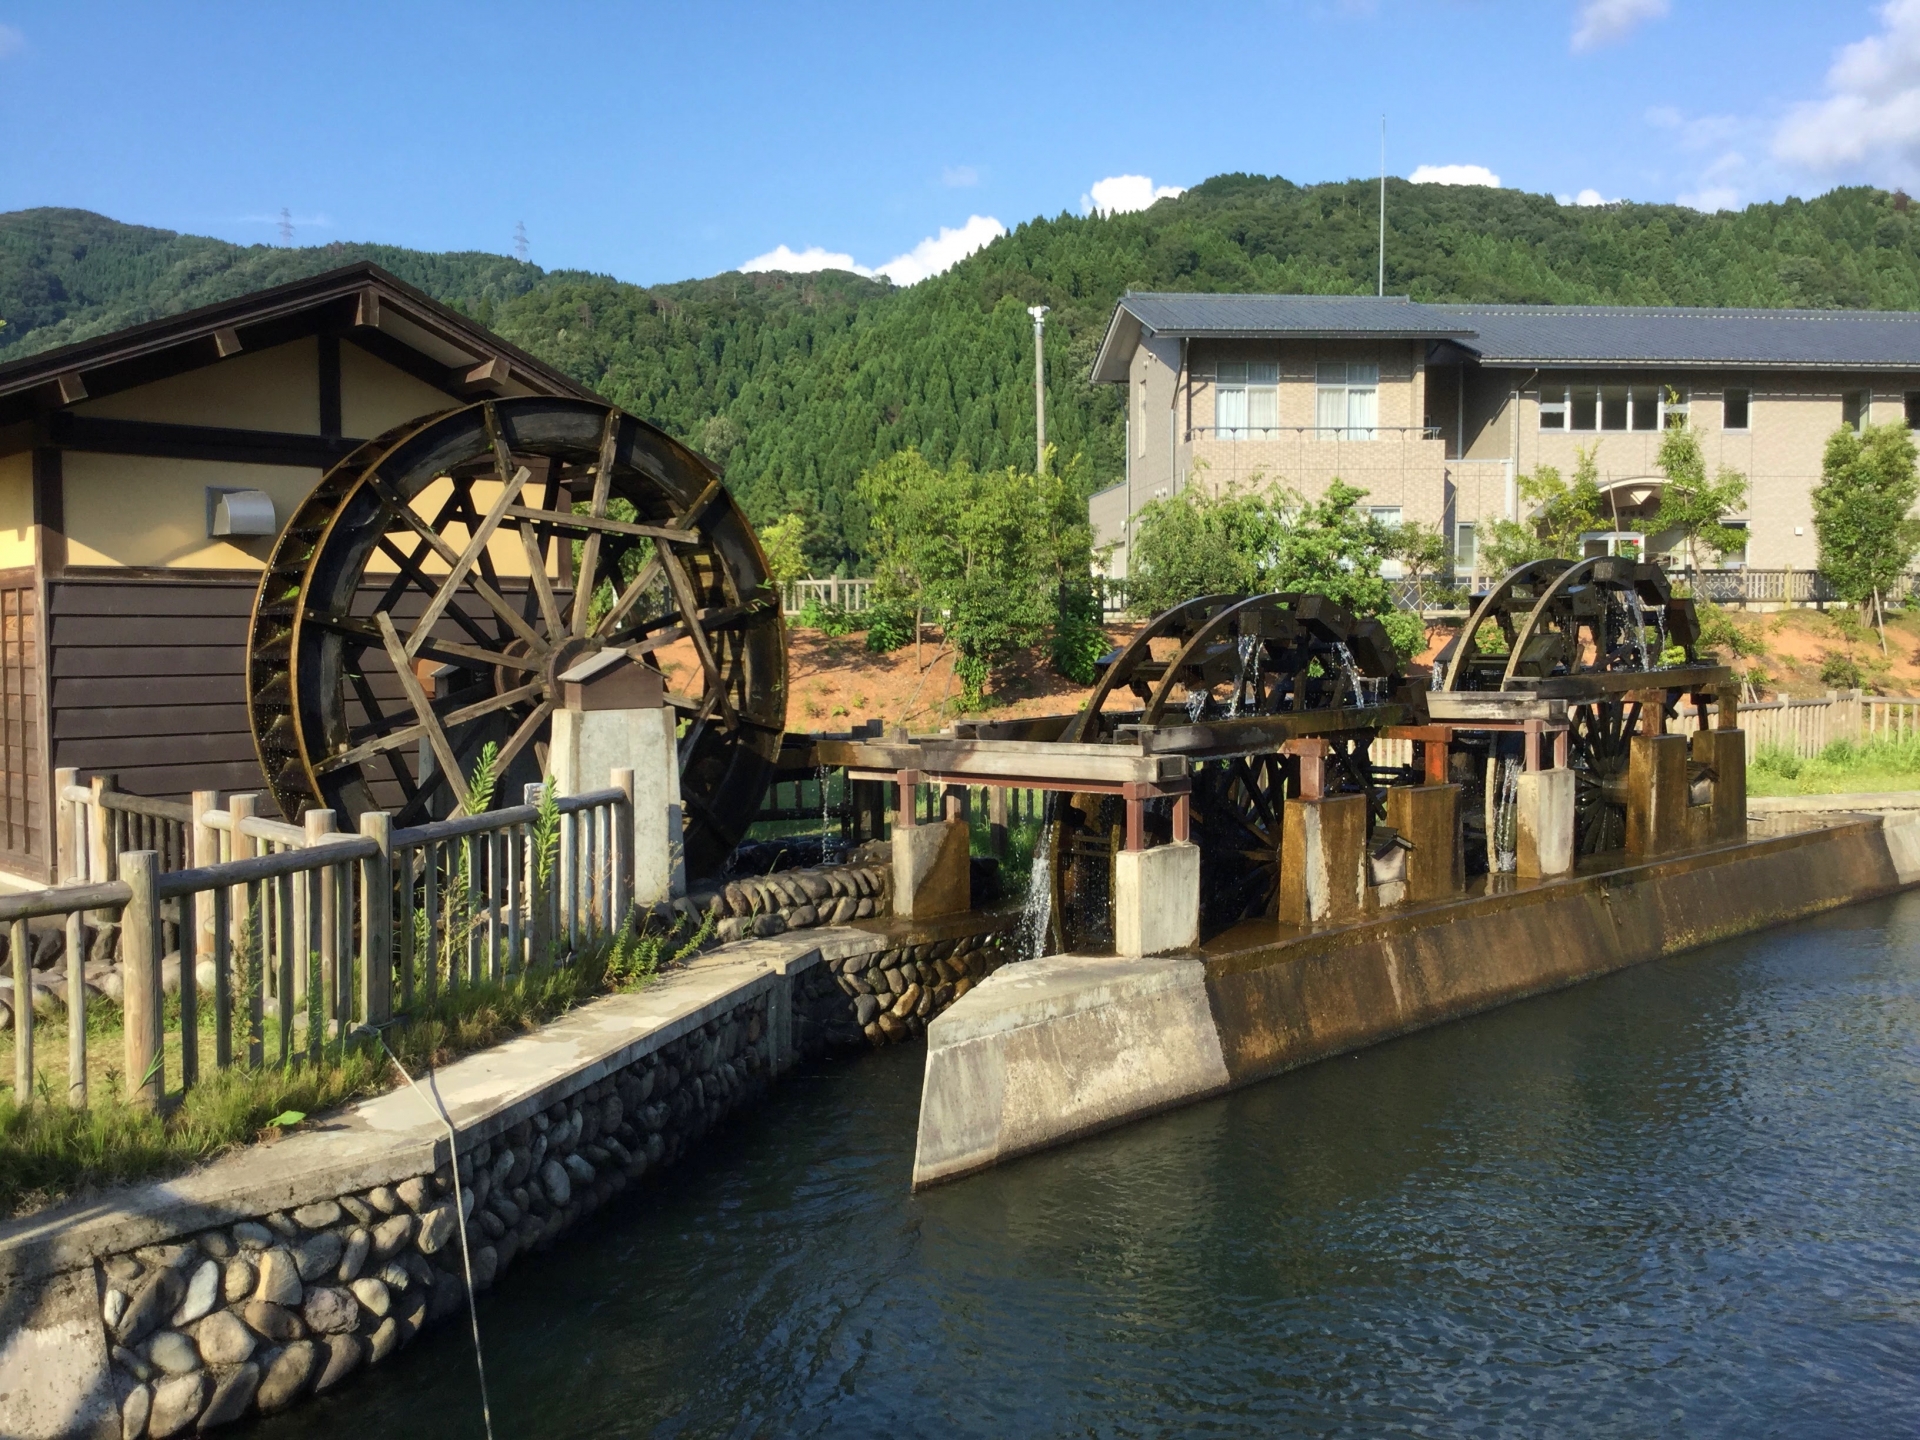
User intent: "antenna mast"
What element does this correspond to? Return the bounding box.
[1378,117,1386,297]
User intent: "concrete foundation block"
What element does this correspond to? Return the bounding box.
[0,1266,117,1440]
[1515,768,1575,878]
[1280,792,1367,925]
[551,706,684,902]
[1627,733,1690,858]
[1113,842,1200,956]
[892,820,971,920]
[1385,784,1463,901]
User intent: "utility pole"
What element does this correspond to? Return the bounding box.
[1028,305,1049,474]
[1378,117,1386,297]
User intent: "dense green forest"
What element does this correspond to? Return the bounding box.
[4,179,1919,569]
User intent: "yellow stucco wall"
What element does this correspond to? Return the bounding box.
[0,452,33,570]
[76,338,321,433]
[341,341,459,440]
[62,454,324,569]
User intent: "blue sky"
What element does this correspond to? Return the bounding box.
[0,1,1912,287]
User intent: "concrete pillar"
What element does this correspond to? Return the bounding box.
[1113,841,1200,956]
[893,820,971,919]
[1626,732,1689,858]
[1386,783,1464,901]
[1279,792,1367,926]
[1515,768,1575,878]
[1711,728,1746,843]
[549,653,684,904]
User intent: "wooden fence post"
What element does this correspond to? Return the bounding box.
[611,767,634,932]
[88,772,117,920]
[122,850,163,1108]
[359,811,393,1027]
[11,916,31,1103]
[53,766,76,885]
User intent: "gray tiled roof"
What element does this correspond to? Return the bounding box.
[1096,292,1920,378]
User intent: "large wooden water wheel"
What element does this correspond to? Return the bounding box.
[1438,555,1702,857]
[246,397,787,877]
[1051,592,1400,947]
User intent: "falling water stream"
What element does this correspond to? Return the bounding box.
[1015,810,1055,962]
[815,765,838,865]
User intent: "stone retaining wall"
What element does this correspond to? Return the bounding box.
[99,989,773,1437]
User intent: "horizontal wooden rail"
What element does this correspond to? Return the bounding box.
[154,838,378,898]
[0,881,132,923]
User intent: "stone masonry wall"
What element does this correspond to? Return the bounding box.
[97,988,773,1437]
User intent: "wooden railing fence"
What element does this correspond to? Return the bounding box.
[1732,692,1920,759]
[782,578,873,616]
[8,769,635,1112]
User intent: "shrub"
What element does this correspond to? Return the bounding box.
[796,597,858,637]
[1752,747,1802,779]
[1819,651,1865,688]
[864,602,913,653]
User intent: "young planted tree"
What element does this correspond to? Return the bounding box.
[1653,408,1749,577]
[1479,444,1606,573]
[1812,420,1920,650]
[856,448,1100,707]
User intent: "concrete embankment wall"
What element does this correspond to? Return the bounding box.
[0,911,1017,1440]
[913,815,1920,1188]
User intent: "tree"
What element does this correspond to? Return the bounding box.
[757,513,809,590]
[1652,406,1748,574]
[1812,420,1920,646]
[856,448,1100,708]
[1127,477,1425,657]
[1480,445,1605,574]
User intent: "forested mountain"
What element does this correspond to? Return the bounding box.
[5,179,1919,569]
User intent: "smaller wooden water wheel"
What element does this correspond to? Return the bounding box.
[1049,593,1401,947]
[247,397,787,877]
[1439,556,1702,856]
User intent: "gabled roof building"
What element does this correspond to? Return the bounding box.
[1088,291,1920,586]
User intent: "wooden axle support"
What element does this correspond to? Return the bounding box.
[874,766,1190,853]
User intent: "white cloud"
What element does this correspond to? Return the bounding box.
[1678,186,1742,212]
[1575,188,1613,205]
[0,24,22,58]
[1409,163,1501,187]
[739,243,874,277]
[1572,0,1669,51]
[738,214,1006,286]
[941,165,980,188]
[1080,175,1185,216]
[875,215,1006,285]
[1775,0,1920,178]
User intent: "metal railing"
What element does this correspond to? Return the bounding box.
[782,578,873,616]
[12,770,636,1111]
[1188,425,1443,442]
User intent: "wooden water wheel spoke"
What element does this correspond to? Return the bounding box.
[249,399,786,869]
[568,410,621,636]
[656,541,736,728]
[318,682,543,775]
[375,611,471,811]
[405,465,534,657]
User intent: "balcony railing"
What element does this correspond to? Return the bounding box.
[1189,425,1444,442]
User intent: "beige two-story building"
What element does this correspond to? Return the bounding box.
[1088,292,1920,580]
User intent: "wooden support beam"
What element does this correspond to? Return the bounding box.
[465,356,510,389]
[54,372,87,405]
[375,611,470,813]
[214,327,244,358]
[45,413,364,469]
[570,410,621,636]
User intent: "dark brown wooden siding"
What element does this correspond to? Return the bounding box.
[48,576,262,801]
[0,569,46,871]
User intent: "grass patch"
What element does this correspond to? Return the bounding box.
[1748,736,1920,796]
[0,914,710,1219]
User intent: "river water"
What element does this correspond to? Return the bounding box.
[260,892,1920,1438]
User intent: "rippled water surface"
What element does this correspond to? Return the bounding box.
[260,893,1920,1438]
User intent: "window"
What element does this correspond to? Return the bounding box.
[1724,388,1751,431]
[1369,506,1403,528]
[1548,384,1678,431]
[1718,520,1749,567]
[1316,362,1379,438]
[1454,522,1477,568]
[1215,362,1277,439]
[1843,390,1869,432]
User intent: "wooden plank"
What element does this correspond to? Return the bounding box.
[53,676,249,708]
[54,733,261,768]
[376,611,469,811]
[53,704,251,740]
[506,506,701,545]
[46,413,361,469]
[51,648,242,678]
[50,581,258,617]
[51,614,252,647]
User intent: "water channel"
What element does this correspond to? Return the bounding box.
[260,892,1920,1437]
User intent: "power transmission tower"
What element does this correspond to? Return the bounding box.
[278,208,293,246]
[514,221,528,261]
